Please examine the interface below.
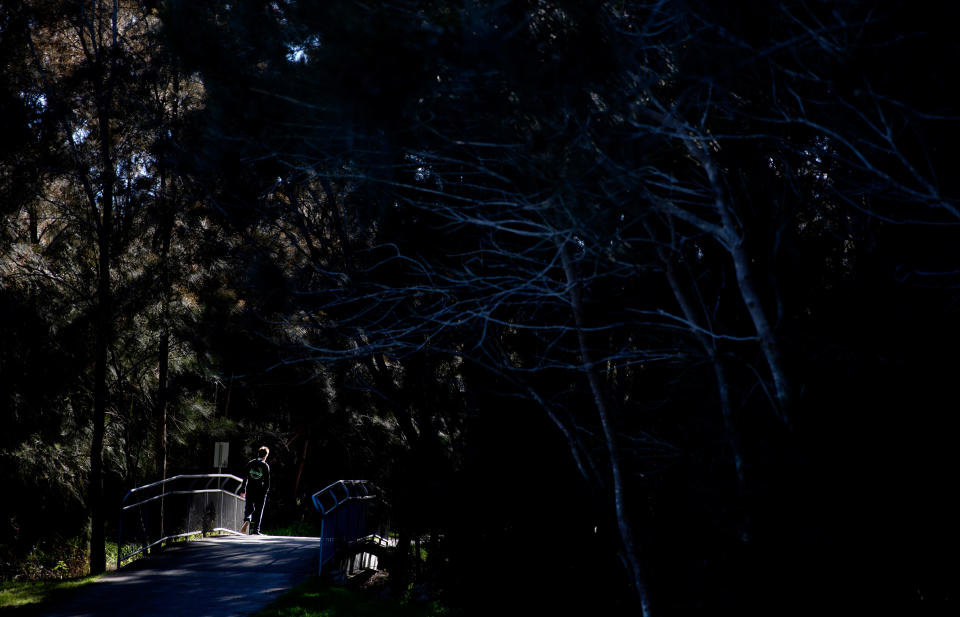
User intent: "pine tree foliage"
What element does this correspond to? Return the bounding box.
[1,1,958,613]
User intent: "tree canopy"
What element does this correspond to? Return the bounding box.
[1,1,957,614]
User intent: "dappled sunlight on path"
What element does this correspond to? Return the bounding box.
[42,535,324,617]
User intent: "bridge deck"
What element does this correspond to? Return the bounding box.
[42,535,324,617]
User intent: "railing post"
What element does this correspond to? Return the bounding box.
[318,517,325,576]
[159,477,166,548]
[117,519,123,569]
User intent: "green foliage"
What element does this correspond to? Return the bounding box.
[0,441,89,580]
[250,578,451,617]
[262,519,323,539]
[0,574,103,610]
[0,535,89,583]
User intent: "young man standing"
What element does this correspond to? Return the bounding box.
[238,446,270,535]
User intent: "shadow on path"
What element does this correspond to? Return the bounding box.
[40,535,323,617]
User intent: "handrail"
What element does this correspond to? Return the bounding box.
[311,479,377,516]
[121,488,239,511]
[310,480,383,575]
[117,473,246,567]
[121,473,243,506]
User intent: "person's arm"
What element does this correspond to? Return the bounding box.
[238,461,248,495]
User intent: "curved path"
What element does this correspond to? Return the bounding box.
[42,535,324,617]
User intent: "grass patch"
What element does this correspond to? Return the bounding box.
[0,574,103,611]
[262,519,323,538]
[250,577,450,617]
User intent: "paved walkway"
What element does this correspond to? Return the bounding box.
[42,535,325,617]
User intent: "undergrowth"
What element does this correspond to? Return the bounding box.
[250,576,453,617]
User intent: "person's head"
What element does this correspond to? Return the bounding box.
[258,446,270,460]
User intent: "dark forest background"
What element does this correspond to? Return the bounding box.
[1,1,957,615]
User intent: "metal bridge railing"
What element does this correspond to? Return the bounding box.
[117,473,245,567]
[311,479,376,515]
[311,480,386,575]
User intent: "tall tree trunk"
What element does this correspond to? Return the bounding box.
[657,245,751,540]
[559,241,654,617]
[294,437,309,499]
[687,137,793,426]
[89,2,120,575]
[649,228,747,489]
[155,169,174,482]
[727,235,792,425]
[651,105,793,426]
[90,114,113,575]
[156,322,169,478]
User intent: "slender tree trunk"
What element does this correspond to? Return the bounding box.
[657,247,746,488]
[155,169,174,481]
[651,105,794,426]
[391,528,413,598]
[657,250,752,540]
[726,235,792,425]
[90,109,114,575]
[27,1,123,574]
[223,373,233,417]
[90,315,107,575]
[89,3,120,574]
[690,140,793,426]
[559,241,654,617]
[156,324,169,476]
[294,437,309,498]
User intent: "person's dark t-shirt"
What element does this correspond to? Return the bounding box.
[243,458,270,495]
